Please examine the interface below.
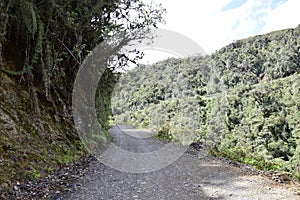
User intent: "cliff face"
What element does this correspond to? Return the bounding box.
[0,73,85,191]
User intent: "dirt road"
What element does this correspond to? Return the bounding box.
[62,125,299,200]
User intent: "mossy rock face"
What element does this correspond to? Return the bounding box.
[0,73,86,191]
[0,66,115,193]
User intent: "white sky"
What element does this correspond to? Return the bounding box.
[140,0,300,63]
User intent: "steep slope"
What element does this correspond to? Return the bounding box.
[0,73,85,191]
[212,25,300,87]
[111,25,300,180]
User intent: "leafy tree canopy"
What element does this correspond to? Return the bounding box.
[0,0,165,117]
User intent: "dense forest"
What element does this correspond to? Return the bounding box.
[1,0,300,195]
[0,0,165,192]
[112,25,300,180]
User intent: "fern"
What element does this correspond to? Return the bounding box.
[0,16,43,76]
[1,65,33,76]
[20,0,37,37]
[31,21,44,66]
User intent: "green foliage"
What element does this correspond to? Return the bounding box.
[95,69,119,132]
[30,169,41,181]
[155,121,174,142]
[20,0,38,37]
[203,74,300,179]
[1,0,165,105]
[213,26,300,87]
[111,25,300,180]
[111,57,207,143]
[1,65,33,76]
[31,21,44,66]
[0,0,166,193]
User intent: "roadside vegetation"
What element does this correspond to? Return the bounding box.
[0,0,165,193]
[112,25,300,180]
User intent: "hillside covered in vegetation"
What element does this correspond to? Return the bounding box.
[0,0,165,194]
[111,25,300,180]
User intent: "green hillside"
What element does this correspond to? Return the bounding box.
[111,25,300,180]
[0,0,164,193]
